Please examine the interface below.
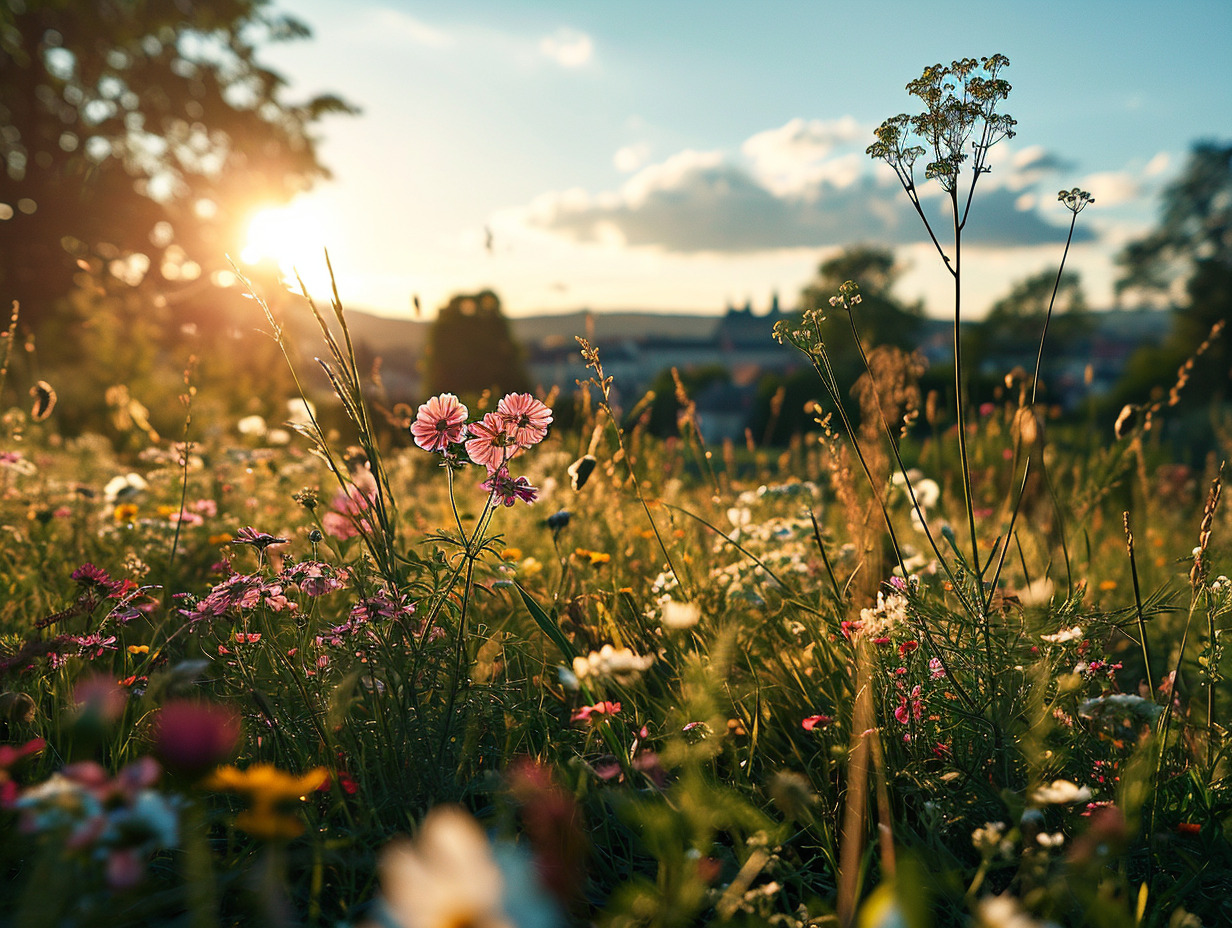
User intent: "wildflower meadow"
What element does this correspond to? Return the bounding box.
[3,55,1232,928]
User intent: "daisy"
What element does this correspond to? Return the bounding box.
[410,394,468,453]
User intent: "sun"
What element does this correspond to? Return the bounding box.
[241,198,327,273]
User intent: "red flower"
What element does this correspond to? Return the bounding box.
[802,714,832,732]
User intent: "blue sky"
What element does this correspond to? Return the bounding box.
[250,0,1232,319]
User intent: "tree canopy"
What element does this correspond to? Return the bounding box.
[425,290,531,399]
[0,0,353,334]
[1113,141,1232,430]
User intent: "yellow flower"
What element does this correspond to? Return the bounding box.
[127,645,149,655]
[205,764,329,840]
[499,547,522,561]
[208,533,233,546]
[1098,579,1118,592]
[113,503,138,523]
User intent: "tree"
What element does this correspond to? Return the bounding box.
[974,268,1090,371]
[799,245,926,353]
[0,0,352,336]
[425,290,530,398]
[1114,142,1232,431]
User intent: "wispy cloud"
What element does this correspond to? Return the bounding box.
[367,8,452,48]
[539,28,594,68]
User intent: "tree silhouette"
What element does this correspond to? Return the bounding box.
[1114,141,1232,432]
[425,290,530,398]
[0,0,353,336]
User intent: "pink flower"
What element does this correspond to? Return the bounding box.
[481,467,538,507]
[465,412,522,472]
[572,700,621,723]
[496,393,553,448]
[894,685,923,725]
[802,714,832,732]
[410,393,468,452]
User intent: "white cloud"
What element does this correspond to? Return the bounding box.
[1143,151,1171,177]
[539,28,594,68]
[613,143,651,173]
[527,134,1087,254]
[368,9,452,47]
[1079,170,1140,207]
[742,116,865,196]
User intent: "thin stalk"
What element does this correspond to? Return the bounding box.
[1123,512,1155,697]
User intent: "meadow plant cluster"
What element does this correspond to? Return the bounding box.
[1,55,1231,928]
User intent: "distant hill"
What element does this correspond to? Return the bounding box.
[320,307,724,357]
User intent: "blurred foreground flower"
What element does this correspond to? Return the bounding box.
[151,701,241,780]
[205,763,328,839]
[372,805,562,928]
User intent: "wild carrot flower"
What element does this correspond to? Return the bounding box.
[495,392,553,448]
[410,393,468,452]
[481,466,538,506]
[464,411,521,472]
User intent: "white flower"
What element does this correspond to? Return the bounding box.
[859,590,909,636]
[237,414,267,437]
[285,397,316,427]
[571,644,655,685]
[376,806,512,928]
[1031,779,1091,806]
[1035,832,1065,848]
[976,894,1053,928]
[1041,625,1083,644]
[971,821,1013,858]
[660,599,701,630]
[103,472,148,504]
[1017,578,1055,608]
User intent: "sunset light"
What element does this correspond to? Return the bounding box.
[241,198,328,274]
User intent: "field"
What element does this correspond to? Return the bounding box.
[3,55,1231,928]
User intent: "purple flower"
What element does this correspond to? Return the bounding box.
[481,467,538,507]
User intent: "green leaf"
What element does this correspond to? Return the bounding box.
[514,581,576,661]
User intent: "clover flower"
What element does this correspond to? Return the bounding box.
[410,393,469,452]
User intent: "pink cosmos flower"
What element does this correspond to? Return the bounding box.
[465,412,522,472]
[495,392,553,448]
[410,393,468,452]
[481,466,538,507]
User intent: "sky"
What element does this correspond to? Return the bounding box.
[247,0,1232,320]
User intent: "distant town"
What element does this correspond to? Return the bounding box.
[320,298,1175,442]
